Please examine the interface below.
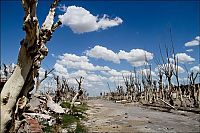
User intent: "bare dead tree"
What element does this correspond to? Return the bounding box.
[133,67,142,100]
[122,72,135,101]
[158,66,165,100]
[107,82,115,100]
[61,77,72,100]
[70,76,84,111]
[172,56,185,106]
[53,75,63,103]
[3,64,9,79]
[154,56,165,101]
[1,0,62,132]
[35,68,54,93]
[189,71,199,107]
[169,29,184,107]
[1,63,15,80]
[183,65,193,100]
[143,54,154,103]
[159,44,174,106]
[141,70,147,101]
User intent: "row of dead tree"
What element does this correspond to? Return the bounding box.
[102,34,200,109]
[1,64,87,102]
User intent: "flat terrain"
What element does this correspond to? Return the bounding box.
[83,99,200,132]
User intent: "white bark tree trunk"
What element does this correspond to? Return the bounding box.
[1,46,32,132]
[1,0,61,132]
[70,77,84,111]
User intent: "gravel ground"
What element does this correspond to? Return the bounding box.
[83,99,200,133]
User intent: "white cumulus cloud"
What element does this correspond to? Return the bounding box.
[56,53,111,71]
[185,36,200,47]
[58,5,123,33]
[190,65,200,73]
[186,49,193,52]
[98,14,123,30]
[53,63,68,77]
[86,46,154,67]
[118,49,154,67]
[175,53,195,63]
[86,45,120,63]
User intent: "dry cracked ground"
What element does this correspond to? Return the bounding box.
[83,99,200,133]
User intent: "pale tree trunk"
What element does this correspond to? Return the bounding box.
[144,86,147,101]
[197,84,200,107]
[1,0,61,132]
[1,46,32,132]
[70,77,84,111]
[178,86,184,107]
[168,78,174,106]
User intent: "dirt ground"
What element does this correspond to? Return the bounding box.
[83,99,200,133]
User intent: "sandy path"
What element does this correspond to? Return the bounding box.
[83,99,200,132]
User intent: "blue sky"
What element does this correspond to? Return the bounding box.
[1,1,199,96]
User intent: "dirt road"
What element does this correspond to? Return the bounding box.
[83,99,200,132]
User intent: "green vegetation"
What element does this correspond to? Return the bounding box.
[44,101,88,132]
[61,114,79,127]
[60,101,71,108]
[75,122,88,133]
[44,124,53,132]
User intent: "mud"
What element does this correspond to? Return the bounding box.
[83,99,200,132]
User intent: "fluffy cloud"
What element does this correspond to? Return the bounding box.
[58,53,89,62]
[38,68,46,78]
[98,14,123,30]
[175,53,195,63]
[86,74,107,83]
[53,63,68,78]
[56,53,111,72]
[58,6,122,33]
[86,46,154,67]
[186,49,193,52]
[86,45,120,63]
[171,64,185,73]
[190,65,200,73]
[118,49,154,67]
[69,70,87,78]
[105,69,130,77]
[185,36,200,47]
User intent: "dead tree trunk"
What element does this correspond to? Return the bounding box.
[158,70,164,100]
[189,71,199,107]
[1,0,61,132]
[35,68,54,93]
[158,44,175,106]
[70,77,84,111]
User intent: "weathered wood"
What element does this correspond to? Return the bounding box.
[70,77,84,111]
[159,98,176,109]
[0,0,61,132]
[46,94,65,114]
